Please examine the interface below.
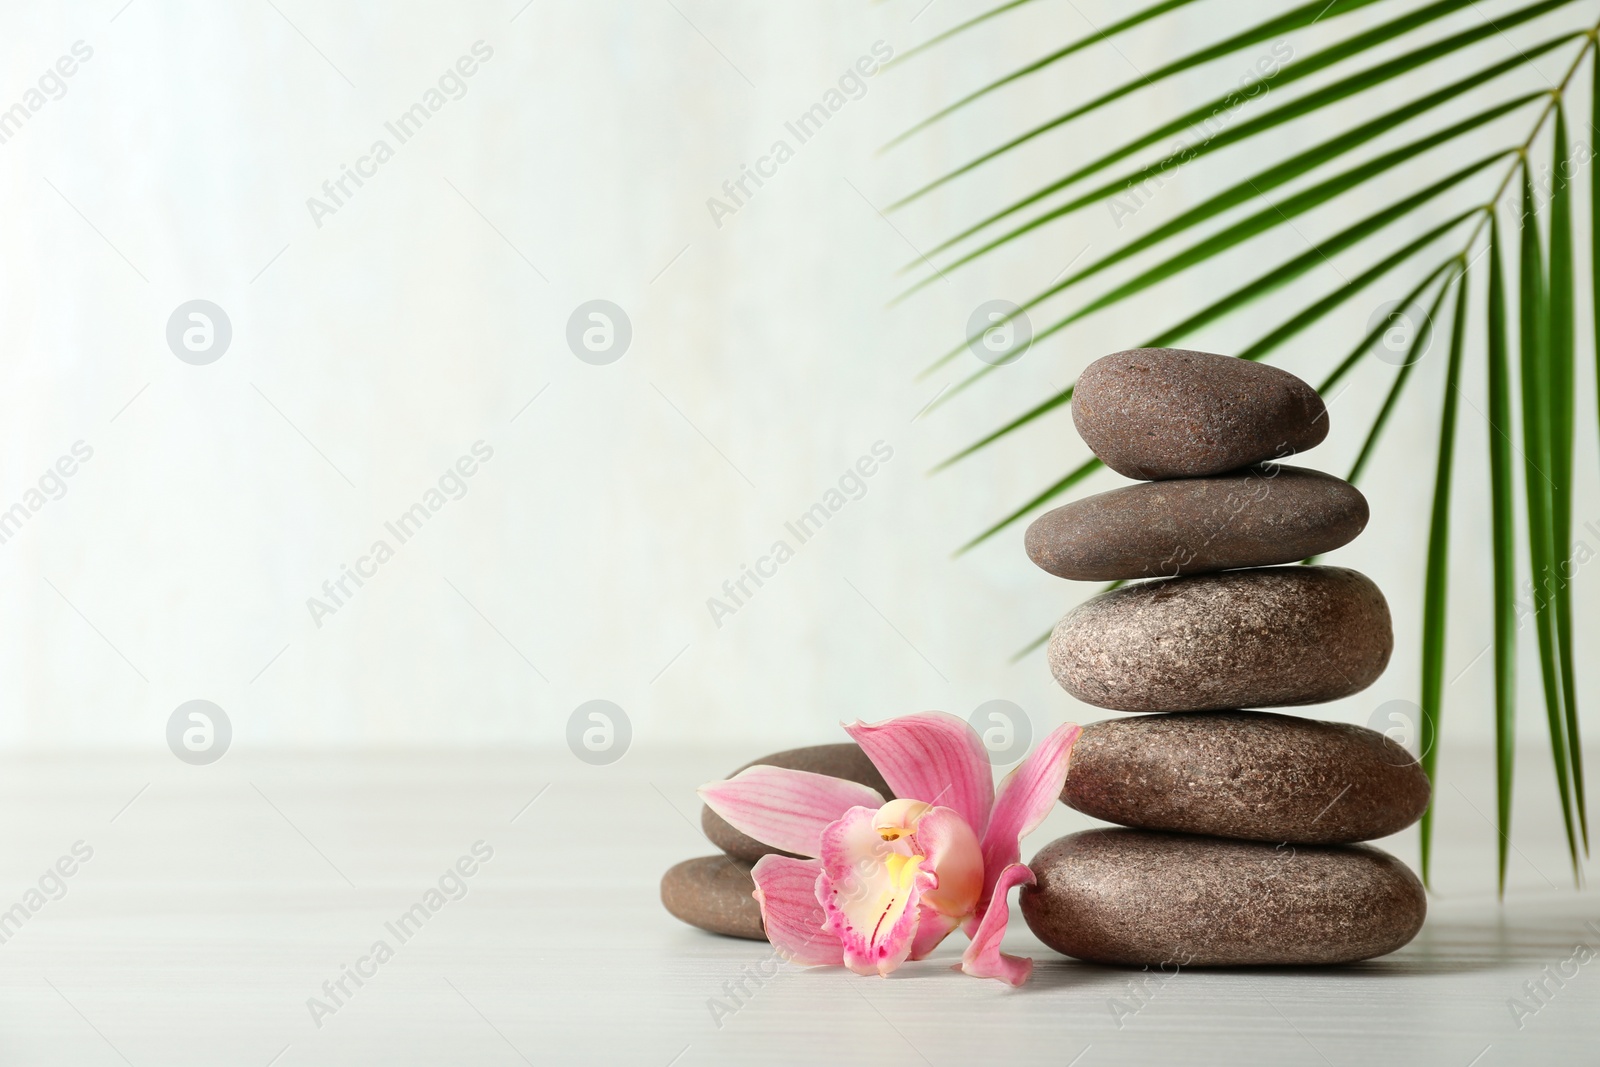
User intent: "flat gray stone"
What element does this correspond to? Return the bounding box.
[702,743,893,861]
[1025,465,1367,581]
[660,855,766,941]
[1062,711,1430,844]
[1072,348,1328,480]
[1049,566,1392,712]
[1021,829,1425,966]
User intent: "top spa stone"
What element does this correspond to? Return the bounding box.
[1072,348,1329,479]
[701,743,892,862]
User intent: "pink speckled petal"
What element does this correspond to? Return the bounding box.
[750,855,843,966]
[845,712,996,838]
[699,765,885,858]
[959,862,1035,986]
[817,806,930,977]
[979,723,1080,911]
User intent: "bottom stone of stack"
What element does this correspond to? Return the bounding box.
[1022,830,1424,966]
[661,856,766,941]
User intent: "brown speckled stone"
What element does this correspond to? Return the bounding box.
[1025,465,1367,581]
[660,855,766,941]
[1049,566,1391,712]
[1073,349,1328,480]
[1062,711,1429,844]
[702,744,894,861]
[1021,830,1425,965]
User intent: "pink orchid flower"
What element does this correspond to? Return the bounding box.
[698,711,1081,986]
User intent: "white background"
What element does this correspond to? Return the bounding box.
[3,9,1600,1063]
[1,0,1595,787]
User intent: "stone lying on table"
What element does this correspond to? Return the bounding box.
[1062,711,1429,844]
[1022,829,1425,966]
[702,743,893,861]
[660,855,766,941]
[1072,348,1328,480]
[1048,565,1391,712]
[1024,465,1368,581]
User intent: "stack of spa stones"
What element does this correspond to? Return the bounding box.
[661,744,893,941]
[1019,348,1430,967]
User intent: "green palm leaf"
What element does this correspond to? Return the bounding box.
[885,0,1205,133]
[1518,163,1582,877]
[1547,102,1588,852]
[1347,273,1457,485]
[884,0,1041,67]
[1485,214,1518,895]
[1419,271,1469,886]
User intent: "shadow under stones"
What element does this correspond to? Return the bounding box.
[1023,906,1599,981]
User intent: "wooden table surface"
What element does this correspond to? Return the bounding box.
[0,744,1595,1066]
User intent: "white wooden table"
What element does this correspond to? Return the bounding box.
[0,745,1594,1065]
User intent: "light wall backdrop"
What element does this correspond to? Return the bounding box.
[1,0,1596,766]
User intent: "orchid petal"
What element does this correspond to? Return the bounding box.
[978,723,1081,910]
[818,806,930,976]
[699,765,885,858]
[845,712,995,837]
[750,855,843,966]
[910,806,983,923]
[959,862,1035,986]
[909,905,962,960]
